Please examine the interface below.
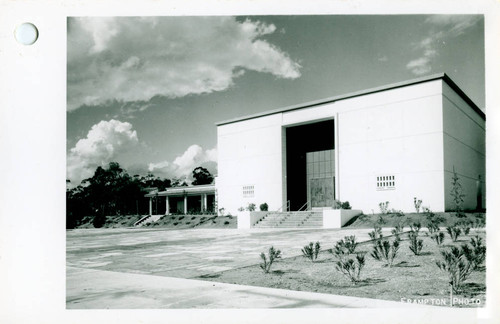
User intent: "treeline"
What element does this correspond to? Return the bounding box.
[66,162,213,229]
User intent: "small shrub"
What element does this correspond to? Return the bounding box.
[431,232,445,245]
[173,222,178,226]
[332,200,352,210]
[224,221,230,225]
[341,201,351,209]
[302,242,321,261]
[246,203,256,211]
[178,216,185,220]
[391,222,404,241]
[390,209,405,217]
[436,246,473,293]
[376,215,386,226]
[218,208,225,216]
[426,222,440,235]
[450,166,466,218]
[446,226,462,242]
[368,226,383,241]
[334,236,358,254]
[260,246,281,273]
[237,207,245,212]
[462,236,486,270]
[259,203,268,211]
[92,214,106,228]
[457,221,472,236]
[409,222,421,235]
[408,231,424,255]
[414,197,423,213]
[473,218,485,230]
[379,201,390,214]
[185,221,191,225]
[334,252,366,284]
[370,239,400,267]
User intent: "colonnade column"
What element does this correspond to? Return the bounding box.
[165,196,170,215]
[203,194,207,212]
[183,195,188,214]
[149,197,153,215]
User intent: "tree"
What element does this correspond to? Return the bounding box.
[192,166,214,185]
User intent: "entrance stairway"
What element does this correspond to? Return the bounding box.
[253,211,323,228]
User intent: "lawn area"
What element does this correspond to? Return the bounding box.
[197,229,486,308]
[345,211,485,229]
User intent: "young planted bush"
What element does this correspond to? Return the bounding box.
[259,203,268,211]
[302,241,321,262]
[431,232,445,246]
[334,236,358,254]
[450,166,466,218]
[414,197,422,213]
[368,226,383,240]
[446,226,462,242]
[436,246,473,293]
[379,201,390,214]
[462,236,486,270]
[370,239,400,267]
[409,222,421,235]
[457,221,472,236]
[260,246,282,273]
[334,252,366,285]
[426,222,440,235]
[408,231,424,255]
[391,222,404,241]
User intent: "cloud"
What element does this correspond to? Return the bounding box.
[406,15,481,75]
[67,17,301,111]
[148,144,217,180]
[67,120,139,185]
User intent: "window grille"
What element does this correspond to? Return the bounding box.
[243,185,255,198]
[376,175,395,190]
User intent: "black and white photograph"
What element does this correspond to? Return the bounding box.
[1,1,500,323]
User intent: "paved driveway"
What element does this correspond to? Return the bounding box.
[67,227,380,278]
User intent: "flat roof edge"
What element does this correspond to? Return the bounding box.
[216,73,484,126]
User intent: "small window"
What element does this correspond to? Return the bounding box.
[377,175,395,190]
[243,185,255,198]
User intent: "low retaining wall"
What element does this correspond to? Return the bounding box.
[237,211,268,229]
[323,209,362,228]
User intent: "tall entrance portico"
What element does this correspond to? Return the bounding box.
[285,119,335,211]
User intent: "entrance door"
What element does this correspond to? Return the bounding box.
[306,149,335,209]
[310,177,334,208]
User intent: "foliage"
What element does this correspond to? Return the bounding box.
[389,209,405,217]
[191,166,214,185]
[431,232,445,246]
[302,242,321,262]
[456,220,472,236]
[414,197,423,213]
[259,203,269,211]
[379,201,390,214]
[370,239,400,267]
[368,226,383,241]
[462,236,486,270]
[376,215,386,225]
[409,222,421,235]
[436,246,473,293]
[260,246,282,273]
[334,236,358,254]
[391,222,404,241]
[450,166,466,217]
[237,207,245,212]
[426,222,440,235]
[92,214,106,228]
[246,203,256,211]
[334,252,366,284]
[408,231,424,256]
[333,200,352,210]
[446,226,462,242]
[423,207,446,227]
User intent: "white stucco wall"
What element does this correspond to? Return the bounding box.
[442,82,486,211]
[337,80,446,212]
[217,114,284,215]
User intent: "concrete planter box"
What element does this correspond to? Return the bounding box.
[323,209,362,228]
[237,211,268,229]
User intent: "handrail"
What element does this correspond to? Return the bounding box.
[276,200,290,212]
[298,201,310,212]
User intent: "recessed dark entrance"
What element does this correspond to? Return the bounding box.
[285,119,335,211]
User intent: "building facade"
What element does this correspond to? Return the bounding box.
[215,73,485,215]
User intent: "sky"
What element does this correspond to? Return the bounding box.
[66,15,484,186]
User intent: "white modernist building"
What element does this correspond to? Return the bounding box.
[216,73,485,215]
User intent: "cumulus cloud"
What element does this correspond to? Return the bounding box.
[67,120,139,184]
[406,15,481,75]
[67,17,301,110]
[148,144,217,180]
